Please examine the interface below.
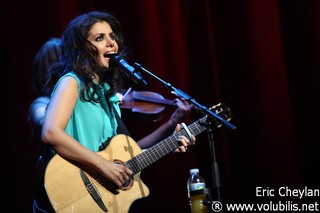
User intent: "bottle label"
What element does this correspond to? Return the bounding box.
[189,183,206,191]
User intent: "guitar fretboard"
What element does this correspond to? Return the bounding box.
[124,116,209,174]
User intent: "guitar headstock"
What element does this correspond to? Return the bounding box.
[209,103,233,128]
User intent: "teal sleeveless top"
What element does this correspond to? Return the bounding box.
[52,71,120,151]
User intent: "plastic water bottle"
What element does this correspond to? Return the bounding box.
[187,168,209,213]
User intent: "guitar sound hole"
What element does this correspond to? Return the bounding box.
[113,159,133,190]
[122,177,133,189]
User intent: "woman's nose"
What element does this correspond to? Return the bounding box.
[106,38,115,47]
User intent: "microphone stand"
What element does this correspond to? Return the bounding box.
[134,63,236,211]
[207,129,223,208]
[134,63,237,131]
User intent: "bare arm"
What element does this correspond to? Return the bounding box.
[137,98,196,150]
[28,96,50,146]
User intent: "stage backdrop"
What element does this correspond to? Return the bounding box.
[2,0,319,212]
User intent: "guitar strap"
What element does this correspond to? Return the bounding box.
[97,86,131,151]
[113,105,131,136]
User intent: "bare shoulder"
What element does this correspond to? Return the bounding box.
[32,96,50,104]
[28,96,50,126]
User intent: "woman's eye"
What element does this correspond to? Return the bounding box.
[95,35,104,42]
[110,33,115,41]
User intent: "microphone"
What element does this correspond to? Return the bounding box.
[106,53,148,87]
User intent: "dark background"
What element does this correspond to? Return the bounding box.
[2,0,319,212]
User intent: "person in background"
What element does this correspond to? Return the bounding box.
[28,37,61,150]
[27,38,61,213]
[34,11,196,212]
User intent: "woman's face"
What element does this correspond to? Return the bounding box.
[87,21,119,68]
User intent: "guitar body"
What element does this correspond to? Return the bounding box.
[45,134,150,213]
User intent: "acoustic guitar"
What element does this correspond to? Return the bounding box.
[44,103,232,212]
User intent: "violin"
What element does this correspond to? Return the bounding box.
[119,87,175,122]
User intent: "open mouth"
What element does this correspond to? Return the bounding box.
[104,51,117,58]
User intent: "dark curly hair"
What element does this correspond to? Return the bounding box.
[32,37,61,95]
[44,11,128,101]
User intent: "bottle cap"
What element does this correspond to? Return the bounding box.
[189,168,199,175]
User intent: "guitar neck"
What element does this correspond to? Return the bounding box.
[124,116,208,174]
